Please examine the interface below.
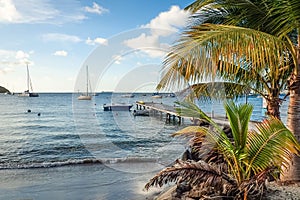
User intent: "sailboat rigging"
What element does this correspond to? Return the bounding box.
[78,65,92,100]
[19,64,39,97]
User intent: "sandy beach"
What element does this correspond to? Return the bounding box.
[0,162,165,200]
[3,162,300,200]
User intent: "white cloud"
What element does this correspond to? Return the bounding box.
[0,49,33,67]
[0,0,86,24]
[84,2,109,15]
[0,67,13,75]
[15,50,29,60]
[86,37,108,46]
[142,5,190,36]
[53,50,68,57]
[43,33,82,43]
[124,6,190,58]
[123,33,170,58]
[0,0,21,22]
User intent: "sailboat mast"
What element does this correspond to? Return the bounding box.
[26,64,30,92]
[86,65,89,95]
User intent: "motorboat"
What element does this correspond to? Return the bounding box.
[121,94,135,98]
[132,109,149,116]
[152,92,162,98]
[103,103,133,111]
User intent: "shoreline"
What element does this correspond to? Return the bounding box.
[0,162,164,200]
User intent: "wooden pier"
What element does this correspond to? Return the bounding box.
[135,101,183,123]
[135,101,258,129]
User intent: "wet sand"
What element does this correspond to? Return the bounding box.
[0,162,163,200]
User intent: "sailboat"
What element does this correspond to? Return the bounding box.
[78,65,92,100]
[19,64,39,97]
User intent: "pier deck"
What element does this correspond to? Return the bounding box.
[135,101,258,128]
[135,101,185,123]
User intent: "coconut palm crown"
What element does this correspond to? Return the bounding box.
[145,101,300,199]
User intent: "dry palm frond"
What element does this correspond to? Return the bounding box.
[235,167,274,200]
[145,160,236,191]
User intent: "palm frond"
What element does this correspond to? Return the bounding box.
[246,117,300,177]
[175,100,212,124]
[185,82,251,100]
[224,101,253,151]
[265,0,300,37]
[158,24,295,91]
[144,160,236,191]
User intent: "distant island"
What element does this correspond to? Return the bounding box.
[0,86,10,94]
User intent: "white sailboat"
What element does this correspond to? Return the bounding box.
[78,65,92,100]
[19,64,39,97]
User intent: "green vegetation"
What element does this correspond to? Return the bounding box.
[145,101,300,199]
[157,0,300,181]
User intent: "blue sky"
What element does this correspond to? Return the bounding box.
[0,0,193,92]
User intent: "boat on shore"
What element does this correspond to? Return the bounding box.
[19,64,39,97]
[103,103,133,111]
[78,66,92,100]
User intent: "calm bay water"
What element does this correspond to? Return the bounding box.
[0,93,289,170]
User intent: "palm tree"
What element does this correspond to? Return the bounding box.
[145,101,300,199]
[158,0,300,180]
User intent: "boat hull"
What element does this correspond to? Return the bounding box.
[152,95,162,98]
[103,104,133,111]
[133,110,149,116]
[18,92,39,97]
[78,95,92,100]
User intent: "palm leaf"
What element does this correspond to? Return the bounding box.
[265,0,300,37]
[224,101,253,151]
[246,117,300,177]
[175,100,242,181]
[158,24,295,92]
[185,82,251,100]
[175,100,212,124]
[144,160,236,191]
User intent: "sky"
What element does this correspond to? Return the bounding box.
[0,0,194,93]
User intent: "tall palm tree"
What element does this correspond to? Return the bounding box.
[158,0,300,180]
[145,101,300,199]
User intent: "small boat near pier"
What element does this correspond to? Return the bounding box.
[103,103,133,111]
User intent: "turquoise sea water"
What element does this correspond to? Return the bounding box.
[0,93,289,170]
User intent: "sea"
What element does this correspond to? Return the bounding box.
[0,92,290,199]
[0,92,290,170]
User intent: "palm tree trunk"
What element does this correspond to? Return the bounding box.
[282,91,300,181]
[266,99,280,119]
[281,32,300,181]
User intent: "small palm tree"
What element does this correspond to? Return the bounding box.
[145,101,300,199]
